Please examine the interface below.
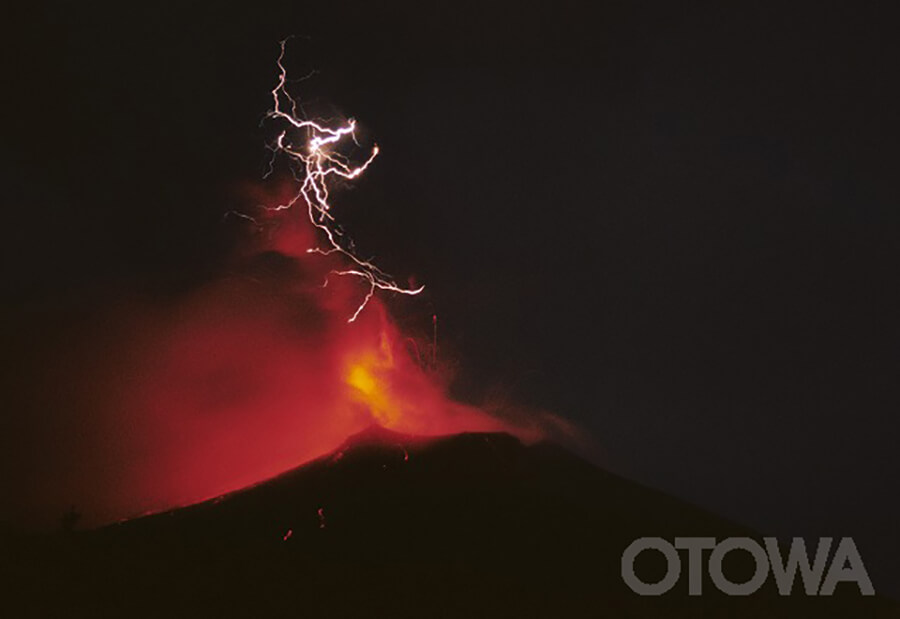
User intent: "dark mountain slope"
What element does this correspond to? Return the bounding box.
[4,427,895,617]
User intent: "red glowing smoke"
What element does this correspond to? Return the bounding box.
[1,43,578,529]
[7,211,558,528]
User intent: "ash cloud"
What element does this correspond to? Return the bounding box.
[1,211,563,529]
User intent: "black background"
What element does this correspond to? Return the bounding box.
[3,0,898,597]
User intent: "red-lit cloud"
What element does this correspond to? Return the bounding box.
[7,212,559,528]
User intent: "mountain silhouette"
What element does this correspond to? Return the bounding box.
[4,427,896,617]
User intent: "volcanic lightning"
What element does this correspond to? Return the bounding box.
[2,35,574,533]
[262,39,423,322]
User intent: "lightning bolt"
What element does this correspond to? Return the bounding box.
[263,39,424,322]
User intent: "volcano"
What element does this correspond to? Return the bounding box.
[4,428,895,618]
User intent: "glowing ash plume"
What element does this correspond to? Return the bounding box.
[262,39,423,322]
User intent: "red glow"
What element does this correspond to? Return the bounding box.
[260,38,423,323]
[5,44,577,530]
[10,212,549,529]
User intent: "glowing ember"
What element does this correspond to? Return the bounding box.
[263,39,424,322]
[345,331,401,426]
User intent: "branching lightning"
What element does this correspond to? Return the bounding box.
[262,39,424,322]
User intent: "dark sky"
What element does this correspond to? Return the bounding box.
[3,0,898,595]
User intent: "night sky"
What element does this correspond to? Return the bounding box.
[3,1,898,596]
